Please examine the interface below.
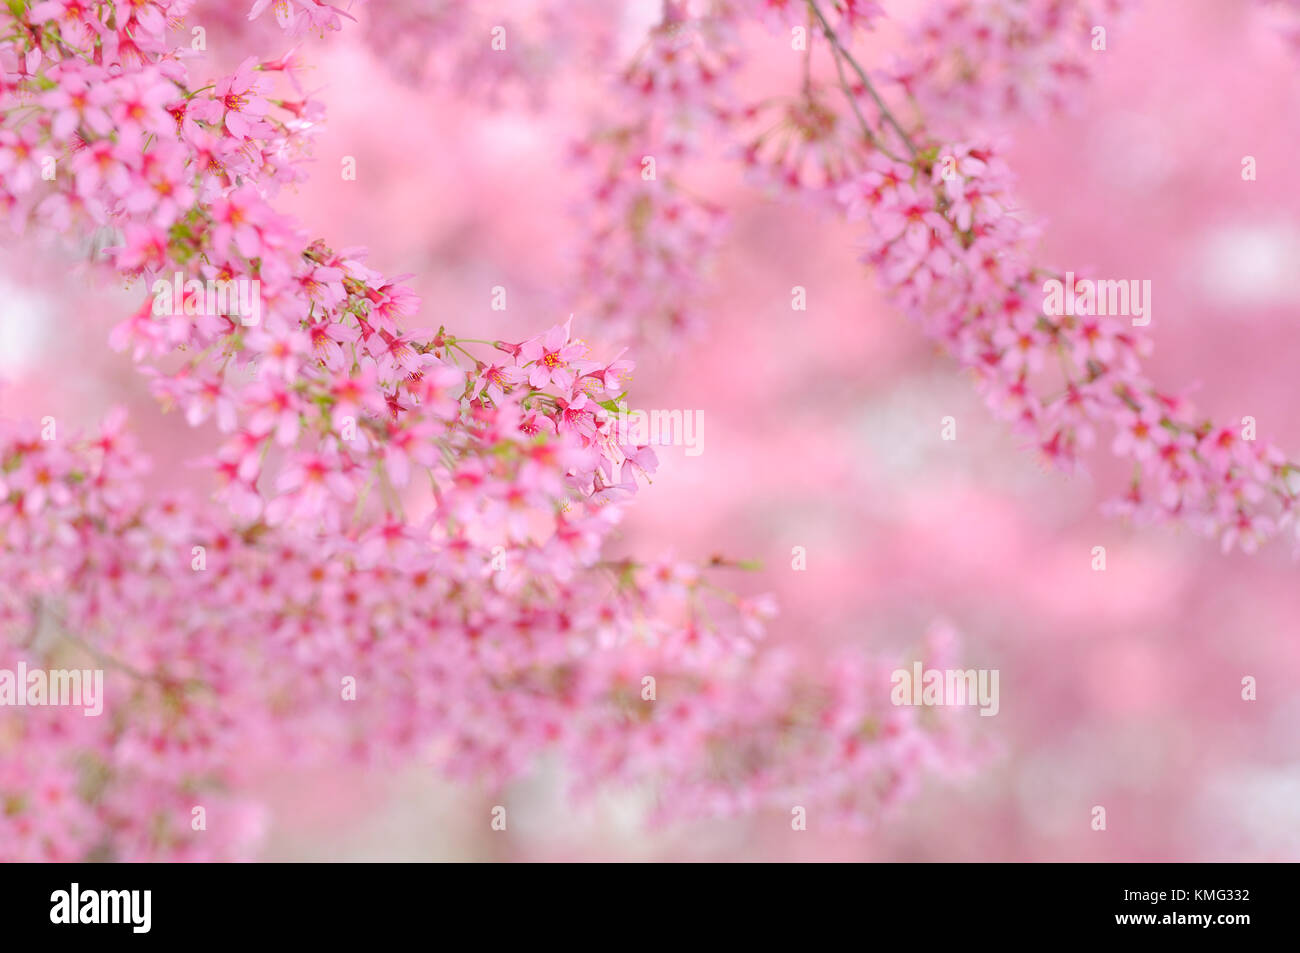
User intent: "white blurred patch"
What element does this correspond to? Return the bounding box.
[1193,224,1300,307]
[618,0,662,57]
[852,372,1063,501]
[0,276,51,373]
[1196,764,1300,856]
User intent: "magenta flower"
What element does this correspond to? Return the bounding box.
[518,316,588,390]
[211,57,273,140]
[249,0,356,38]
[573,347,633,397]
[210,186,275,260]
[39,62,113,139]
[28,1,98,51]
[471,361,528,404]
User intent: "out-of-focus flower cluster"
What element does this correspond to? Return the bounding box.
[889,0,1131,130]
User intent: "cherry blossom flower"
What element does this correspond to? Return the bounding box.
[518,317,588,390]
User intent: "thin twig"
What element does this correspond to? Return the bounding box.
[821,24,904,162]
[808,0,918,158]
[802,6,814,93]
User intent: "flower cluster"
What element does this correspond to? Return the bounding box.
[0,417,971,858]
[569,3,740,346]
[563,0,1300,554]
[889,0,1131,131]
[739,86,876,198]
[840,141,1298,552]
[0,0,976,859]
